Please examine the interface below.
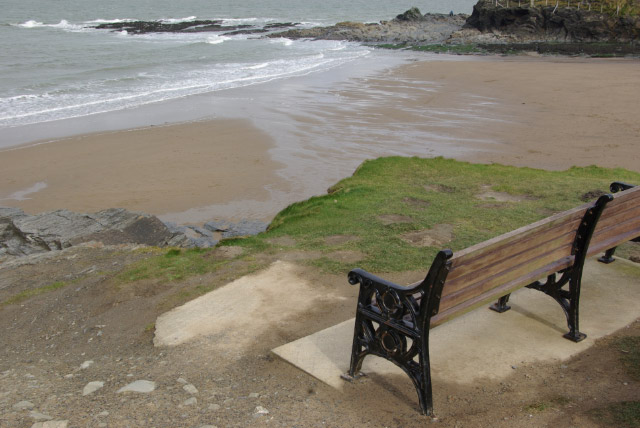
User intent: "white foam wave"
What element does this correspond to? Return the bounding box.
[160,16,197,24]
[17,20,44,28]
[221,17,259,24]
[16,19,86,32]
[245,63,270,70]
[206,35,230,45]
[269,38,293,46]
[0,41,371,128]
[85,18,136,24]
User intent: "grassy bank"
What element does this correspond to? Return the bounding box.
[116,157,640,288]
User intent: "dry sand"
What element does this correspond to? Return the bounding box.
[1,55,638,224]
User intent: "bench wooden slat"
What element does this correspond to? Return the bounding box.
[431,257,573,327]
[440,245,574,313]
[451,204,589,263]
[588,225,640,257]
[444,228,576,290]
[594,201,640,232]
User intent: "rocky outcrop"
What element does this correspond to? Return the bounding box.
[269,10,468,44]
[0,208,200,258]
[464,0,640,42]
[92,20,299,36]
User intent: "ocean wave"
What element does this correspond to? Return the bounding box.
[159,16,198,24]
[16,20,44,28]
[16,19,87,32]
[85,18,136,24]
[269,38,293,46]
[206,35,230,45]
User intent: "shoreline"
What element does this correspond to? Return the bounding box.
[1,53,638,226]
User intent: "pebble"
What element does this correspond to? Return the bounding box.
[82,381,104,396]
[31,421,68,428]
[13,400,35,410]
[80,360,94,370]
[183,384,198,394]
[248,393,259,398]
[98,411,109,417]
[117,380,156,394]
[208,404,221,411]
[29,411,53,421]
[198,425,218,428]
[177,377,187,384]
[183,397,198,406]
[254,406,269,415]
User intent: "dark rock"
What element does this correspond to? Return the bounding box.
[269,13,468,44]
[464,1,640,42]
[91,20,299,36]
[204,219,268,238]
[0,208,216,258]
[395,7,425,22]
[222,220,268,238]
[0,218,50,257]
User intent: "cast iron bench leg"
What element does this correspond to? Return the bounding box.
[489,294,511,313]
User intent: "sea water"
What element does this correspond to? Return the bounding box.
[1,0,477,143]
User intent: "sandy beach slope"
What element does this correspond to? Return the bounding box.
[1,55,638,223]
[0,119,288,219]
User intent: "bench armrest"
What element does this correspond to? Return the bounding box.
[610,181,636,193]
[348,268,422,294]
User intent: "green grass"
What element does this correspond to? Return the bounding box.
[247,157,640,273]
[524,396,571,412]
[590,402,640,427]
[117,247,226,283]
[2,281,67,305]
[117,157,640,282]
[615,336,640,381]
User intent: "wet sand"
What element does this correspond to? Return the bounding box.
[0,119,289,220]
[1,54,638,224]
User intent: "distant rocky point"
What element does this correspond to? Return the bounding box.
[91,20,299,36]
[0,207,268,258]
[268,9,469,45]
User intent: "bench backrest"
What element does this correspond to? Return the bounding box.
[429,202,596,327]
[587,185,640,258]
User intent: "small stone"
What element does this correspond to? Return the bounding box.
[248,393,259,398]
[198,425,218,428]
[98,411,109,417]
[208,404,221,411]
[511,365,517,370]
[183,397,197,406]
[183,384,198,394]
[82,381,104,396]
[560,364,568,369]
[254,406,269,415]
[98,424,107,428]
[63,374,73,379]
[117,380,156,393]
[177,377,187,384]
[31,421,68,428]
[13,400,35,410]
[80,360,94,370]
[28,411,53,421]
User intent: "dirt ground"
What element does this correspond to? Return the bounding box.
[0,245,638,427]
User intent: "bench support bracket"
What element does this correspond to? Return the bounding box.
[347,250,453,416]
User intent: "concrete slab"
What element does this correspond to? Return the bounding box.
[154,260,348,350]
[272,258,640,389]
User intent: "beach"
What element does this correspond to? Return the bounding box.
[1,54,639,224]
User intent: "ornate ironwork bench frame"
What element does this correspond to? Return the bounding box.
[346,182,639,416]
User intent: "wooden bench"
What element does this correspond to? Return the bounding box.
[346,182,640,415]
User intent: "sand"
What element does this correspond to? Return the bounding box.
[1,55,638,224]
[0,119,289,221]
